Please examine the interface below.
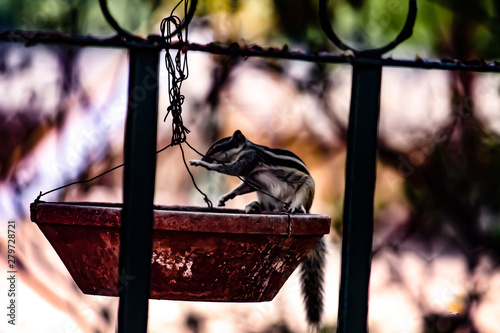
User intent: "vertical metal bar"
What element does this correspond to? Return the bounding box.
[118,48,159,333]
[337,62,382,333]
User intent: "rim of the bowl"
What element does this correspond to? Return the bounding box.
[30,201,331,236]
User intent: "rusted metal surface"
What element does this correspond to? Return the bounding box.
[30,201,330,302]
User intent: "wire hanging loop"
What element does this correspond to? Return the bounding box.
[160,0,194,146]
[318,0,417,57]
[162,0,198,41]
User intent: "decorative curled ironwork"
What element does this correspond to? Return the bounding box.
[98,0,141,41]
[98,0,198,41]
[319,0,417,56]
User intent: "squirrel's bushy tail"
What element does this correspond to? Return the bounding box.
[300,238,326,331]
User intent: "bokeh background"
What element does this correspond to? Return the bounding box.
[1,0,500,332]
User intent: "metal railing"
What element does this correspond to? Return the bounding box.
[3,0,500,332]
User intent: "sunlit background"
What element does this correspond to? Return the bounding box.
[1,0,500,332]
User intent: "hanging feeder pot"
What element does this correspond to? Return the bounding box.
[30,202,330,302]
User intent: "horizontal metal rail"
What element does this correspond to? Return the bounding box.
[1,30,500,72]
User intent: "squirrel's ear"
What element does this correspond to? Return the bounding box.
[233,130,246,143]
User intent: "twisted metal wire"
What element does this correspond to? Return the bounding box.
[161,1,191,145]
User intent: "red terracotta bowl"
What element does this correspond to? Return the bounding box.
[30,201,330,302]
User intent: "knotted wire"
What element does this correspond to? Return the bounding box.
[160,0,190,146]
[159,0,212,208]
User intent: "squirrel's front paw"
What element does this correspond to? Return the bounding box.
[218,193,235,207]
[189,160,203,167]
